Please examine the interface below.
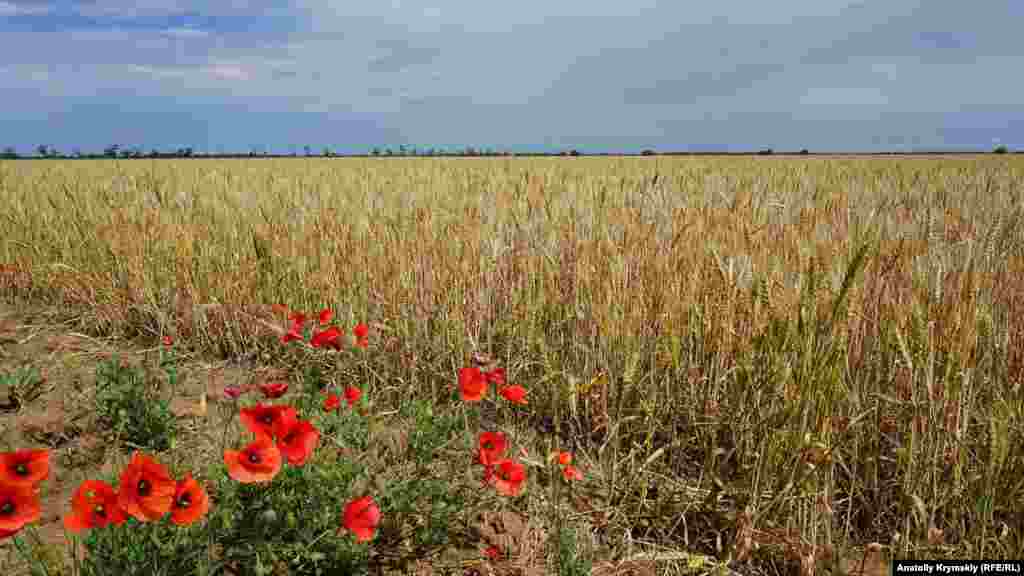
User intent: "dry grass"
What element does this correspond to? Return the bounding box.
[1,155,1022,574]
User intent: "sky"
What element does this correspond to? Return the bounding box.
[1,0,1021,154]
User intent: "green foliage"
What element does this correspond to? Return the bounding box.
[76,518,207,576]
[93,354,176,452]
[401,398,461,466]
[207,461,368,575]
[0,365,47,411]
[555,526,592,576]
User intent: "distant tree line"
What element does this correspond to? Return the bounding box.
[0,144,1017,160]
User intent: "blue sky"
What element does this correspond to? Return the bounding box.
[1,0,1021,154]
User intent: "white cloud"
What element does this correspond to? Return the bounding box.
[160,27,210,39]
[207,63,250,81]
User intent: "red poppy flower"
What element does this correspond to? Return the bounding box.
[488,459,526,497]
[63,480,126,533]
[498,385,528,405]
[0,449,50,488]
[483,545,501,560]
[310,326,343,350]
[459,367,487,402]
[561,464,583,482]
[224,436,282,483]
[259,381,289,399]
[353,323,369,348]
[341,496,380,543]
[554,451,572,466]
[0,483,40,535]
[281,313,307,344]
[223,384,245,400]
[484,368,506,387]
[240,404,298,440]
[323,393,341,412]
[170,473,210,526]
[118,452,176,522]
[318,308,333,326]
[477,432,507,467]
[274,418,320,467]
[344,386,362,408]
[162,335,173,347]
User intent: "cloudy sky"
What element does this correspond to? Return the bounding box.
[1,0,1021,154]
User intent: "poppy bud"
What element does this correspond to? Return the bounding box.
[260,508,278,525]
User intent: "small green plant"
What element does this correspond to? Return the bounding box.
[0,366,47,412]
[93,354,176,452]
[555,526,591,576]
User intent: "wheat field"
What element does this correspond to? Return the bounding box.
[1,155,1022,572]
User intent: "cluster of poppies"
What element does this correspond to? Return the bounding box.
[278,306,368,350]
[458,365,527,405]
[0,448,211,539]
[1,449,48,539]
[460,362,583,504]
[1,301,587,566]
[222,402,379,541]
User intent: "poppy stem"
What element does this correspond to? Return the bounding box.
[70,533,80,576]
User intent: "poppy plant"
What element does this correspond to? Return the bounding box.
[488,459,527,497]
[498,385,528,405]
[484,368,506,388]
[224,436,282,483]
[561,464,583,482]
[318,308,333,326]
[557,452,572,466]
[344,386,362,408]
[240,404,298,440]
[170,473,210,526]
[0,449,50,488]
[259,381,289,399]
[63,480,127,533]
[459,367,487,402]
[477,431,508,467]
[161,335,173,347]
[274,418,320,466]
[323,392,341,412]
[310,326,343,350]
[480,463,496,488]
[353,323,369,348]
[118,452,176,522]
[223,384,245,400]
[0,483,40,536]
[340,496,380,543]
[281,312,307,344]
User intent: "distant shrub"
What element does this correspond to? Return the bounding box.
[993,145,1008,154]
[758,148,774,156]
